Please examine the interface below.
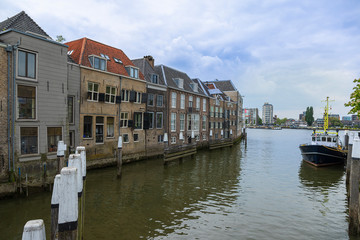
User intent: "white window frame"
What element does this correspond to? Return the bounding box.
[171,92,177,108]
[134,112,143,129]
[123,134,129,143]
[122,89,129,102]
[202,115,206,131]
[157,95,163,107]
[148,112,154,129]
[89,55,107,71]
[105,86,116,104]
[189,96,193,108]
[203,99,207,112]
[180,94,185,109]
[180,113,185,131]
[156,112,163,129]
[171,112,176,132]
[17,49,38,81]
[135,92,142,104]
[107,117,115,138]
[196,97,200,111]
[120,112,129,128]
[95,116,104,144]
[148,93,154,106]
[16,84,37,120]
[171,136,176,144]
[88,82,99,102]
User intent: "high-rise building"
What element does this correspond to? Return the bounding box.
[243,108,259,126]
[262,102,274,125]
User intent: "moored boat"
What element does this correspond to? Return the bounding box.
[299,97,347,167]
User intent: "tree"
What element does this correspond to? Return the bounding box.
[305,106,314,126]
[55,35,66,43]
[257,116,262,125]
[345,78,360,116]
[329,117,342,127]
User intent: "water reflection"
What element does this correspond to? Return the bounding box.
[84,146,242,239]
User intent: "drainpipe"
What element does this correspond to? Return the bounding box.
[118,76,122,136]
[12,45,17,172]
[6,45,11,172]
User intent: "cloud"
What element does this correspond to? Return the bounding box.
[2,0,360,118]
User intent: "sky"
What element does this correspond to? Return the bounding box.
[1,0,360,119]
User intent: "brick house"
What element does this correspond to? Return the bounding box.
[204,80,243,139]
[132,56,167,157]
[155,65,209,148]
[0,11,69,180]
[66,38,147,165]
[0,43,8,180]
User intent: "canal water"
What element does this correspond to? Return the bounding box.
[0,128,355,239]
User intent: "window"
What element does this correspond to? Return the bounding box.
[148,94,154,106]
[89,56,106,71]
[202,115,206,131]
[210,106,214,117]
[180,113,185,131]
[151,74,159,84]
[120,112,128,127]
[171,136,176,144]
[134,112,143,129]
[190,83,198,92]
[173,78,183,88]
[215,107,219,118]
[121,90,129,102]
[47,127,62,152]
[135,92,142,103]
[156,112,163,129]
[134,133,139,142]
[123,134,129,143]
[83,116,92,138]
[187,114,199,131]
[148,112,154,129]
[17,85,36,119]
[171,113,176,131]
[187,114,192,131]
[171,92,177,108]
[195,135,200,141]
[88,82,99,101]
[105,86,116,103]
[203,99,207,112]
[180,94,185,109]
[125,66,139,79]
[157,95,163,107]
[68,96,74,124]
[20,127,38,155]
[96,117,104,143]
[18,50,36,79]
[196,97,200,111]
[189,96,193,108]
[107,117,114,137]
[202,134,207,140]
[158,135,164,143]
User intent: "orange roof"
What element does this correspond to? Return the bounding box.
[65,37,144,80]
[206,83,216,89]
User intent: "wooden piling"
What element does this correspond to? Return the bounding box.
[117,137,123,178]
[51,174,61,240]
[76,146,86,240]
[346,132,354,197]
[22,219,46,240]
[57,141,67,174]
[349,136,360,235]
[58,167,78,240]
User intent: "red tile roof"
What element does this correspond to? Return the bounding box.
[65,37,144,80]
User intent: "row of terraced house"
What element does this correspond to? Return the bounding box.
[0,11,244,185]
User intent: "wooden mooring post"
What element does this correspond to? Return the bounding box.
[76,146,86,240]
[349,135,360,235]
[51,174,61,240]
[117,136,123,178]
[57,141,67,174]
[346,131,354,197]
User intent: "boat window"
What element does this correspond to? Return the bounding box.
[322,137,326,141]
[333,138,337,142]
[317,137,321,141]
[312,137,315,141]
[327,137,331,142]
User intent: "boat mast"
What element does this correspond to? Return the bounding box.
[323,96,329,132]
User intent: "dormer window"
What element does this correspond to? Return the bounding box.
[190,82,198,92]
[113,57,123,64]
[89,55,106,71]
[67,50,74,55]
[174,78,183,88]
[125,66,139,79]
[151,74,159,84]
[100,53,110,61]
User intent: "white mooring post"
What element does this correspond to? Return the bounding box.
[76,146,86,240]
[22,219,46,240]
[117,137,123,178]
[51,174,61,240]
[57,141,67,173]
[349,136,360,235]
[58,167,78,240]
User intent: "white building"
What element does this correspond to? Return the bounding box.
[262,102,273,125]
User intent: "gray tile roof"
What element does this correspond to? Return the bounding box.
[0,11,50,38]
[155,64,207,96]
[132,58,167,87]
[205,80,237,91]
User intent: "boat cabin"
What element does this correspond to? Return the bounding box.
[311,132,339,148]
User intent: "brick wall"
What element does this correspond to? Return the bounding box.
[0,47,8,178]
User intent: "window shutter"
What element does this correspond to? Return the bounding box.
[129,91,136,102]
[99,93,105,102]
[128,120,134,128]
[209,122,211,129]
[143,112,150,129]
[116,96,121,104]
[141,93,147,103]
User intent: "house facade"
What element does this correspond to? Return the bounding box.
[0,11,69,180]
[0,43,8,181]
[132,56,167,157]
[156,65,209,148]
[66,38,147,165]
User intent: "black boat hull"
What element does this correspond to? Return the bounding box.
[299,144,346,167]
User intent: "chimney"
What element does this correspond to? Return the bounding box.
[144,55,154,68]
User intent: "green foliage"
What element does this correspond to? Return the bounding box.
[305,106,314,126]
[275,118,288,126]
[257,116,262,125]
[345,78,360,115]
[329,117,342,127]
[55,35,66,43]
